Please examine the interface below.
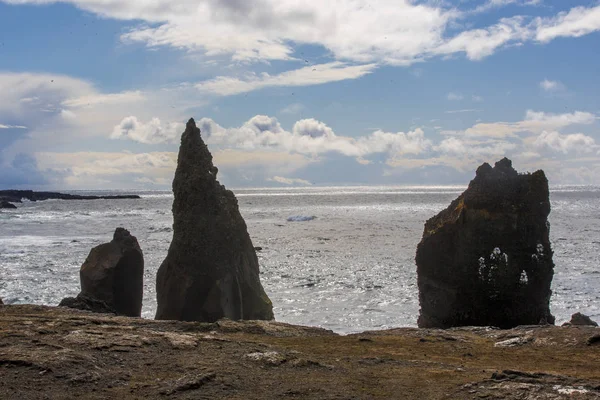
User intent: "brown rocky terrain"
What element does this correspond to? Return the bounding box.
[1,304,599,399]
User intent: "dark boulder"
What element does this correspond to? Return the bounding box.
[1,200,17,209]
[155,118,273,322]
[416,158,555,329]
[0,297,3,305]
[562,312,598,327]
[58,294,116,314]
[60,228,144,317]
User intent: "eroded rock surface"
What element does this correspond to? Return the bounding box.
[60,228,144,317]
[453,370,600,399]
[1,305,599,400]
[58,294,116,315]
[416,158,555,329]
[155,118,273,322]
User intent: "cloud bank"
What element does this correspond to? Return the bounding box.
[3,1,600,69]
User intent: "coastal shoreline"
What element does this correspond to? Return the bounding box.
[0,190,140,207]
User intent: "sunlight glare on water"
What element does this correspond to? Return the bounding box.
[0,185,598,333]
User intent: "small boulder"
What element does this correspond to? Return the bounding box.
[60,228,144,317]
[562,312,598,327]
[58,294,116,314]
[0,200,17,209]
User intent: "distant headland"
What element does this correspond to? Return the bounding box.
[0,190,140,208]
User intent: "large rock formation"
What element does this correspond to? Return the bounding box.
[155,118,273,322]
[59,228,144,317]
[416,158,555,329]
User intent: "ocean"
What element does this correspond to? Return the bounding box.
[1,185,599,334]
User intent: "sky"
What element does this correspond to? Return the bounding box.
[1,0,599,189]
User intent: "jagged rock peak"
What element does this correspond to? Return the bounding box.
[474,157,518,180]
[113,227,136,245]
[155,118,273,323]
[186,117,196,129]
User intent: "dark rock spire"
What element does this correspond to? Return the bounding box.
[155,118,273,322]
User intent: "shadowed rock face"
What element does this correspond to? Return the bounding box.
[416,158,555,329]
[155,118,273,322]
[60,228,144,317]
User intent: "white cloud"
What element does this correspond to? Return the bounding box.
[118,0,452,65]
[471,0,542,14]
[533,131,596,154]
[437,136,517,157]
[3,1,600,69]
[213,149,314,170]
[0,72,209,159]
[195,62,377,96]
[34,148,317,188]
[280,103,305,115]
[62,91,145,108]
[12,106,600,188]
[181,115,432,159]
[35,151,178,189]
[60,109,77,120]
[539,79,563,91]
[0,72,94,118]
[523,110,596,130]
[445,109,481,114]
[268,176,312,186]
[433,16,532,60]
[111,116,185,144]
[472,95,484,102]
[450,110,597,138]
[535,5,600,43]
[0,124,27,129]
[356,157,372,165]
[437,137,468,155]
[447,92,463,101]
[516,151,541,159]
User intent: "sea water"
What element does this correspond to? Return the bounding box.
[0,186,599,334]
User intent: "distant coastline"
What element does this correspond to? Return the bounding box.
[0,190,140,207]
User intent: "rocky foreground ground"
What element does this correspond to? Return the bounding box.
[1,305,599,399]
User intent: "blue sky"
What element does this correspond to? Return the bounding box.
[1,0,599,189]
